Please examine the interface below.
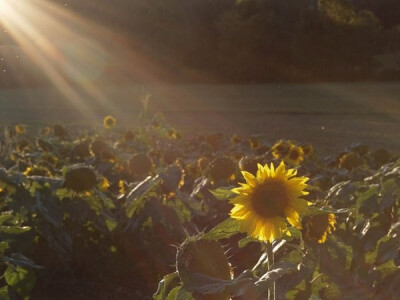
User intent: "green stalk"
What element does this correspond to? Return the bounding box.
[266,241,275,300]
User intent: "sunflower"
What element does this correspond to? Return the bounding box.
[230,162,310,243]
[271,140,293,160]
[41,126,51,136]
[103,115,116,129]
[301,144,314,157]
[301,213,336,244]
[287,146,304,166]
[15,124,26,135]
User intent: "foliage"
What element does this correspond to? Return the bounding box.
[1,0,400,87]
[0,113,399,298]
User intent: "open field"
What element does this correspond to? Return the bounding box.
[1,82,400,300]
[1,82,400,154]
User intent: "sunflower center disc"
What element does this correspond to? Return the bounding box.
[251,180,288,218]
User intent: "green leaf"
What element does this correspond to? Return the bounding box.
[238,236,259,248]
[0,241,9,255]
[125,175,160,218]
[55,188,73,200]
[0,226,31,234]
[3,253,43,269]
[176,287,195,300]
[184,270,258,298]
[153,272,179,300]
[203,218,241,240]
[257,261,297,285]
[0,213,14,225]
[356,185,379,215]
[376,238,400,265]
[209,187,236,201]
[0,286,10,300]
[4,265,36,298]
[284,227,302,242]
[166,286,181,300]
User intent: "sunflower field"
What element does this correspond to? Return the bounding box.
[0,111,399,300]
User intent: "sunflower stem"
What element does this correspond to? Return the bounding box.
[266,241,275,300]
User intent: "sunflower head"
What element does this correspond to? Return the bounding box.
[15,124,26,135]
[197,156,210,173]
[230,162,310,243]
[163,148,179,165]
[287,146,305,166]
[53,125,70,140]
[24,165,51,177]
[176,235,232,300]
[64,166,97,193]
[123,130,136,142]
[301,213,336,244]
[103,115,116,129]
[249,136,260,150]
[128,153,153,176]
[208,156,236,181]
[372,148,392,166]
[350,143,369,156]
[338,152,362,170]
[205,133,223,150]
[16,139,29,152]
[230,134,241,145]
[301,144,314,157]
[238,155,263,175]
[271,140,293,160]
[36,138,53,152]
[41,126,51,136]
[72,139,91,159]
[167,128,181,140]
[90,139,108,157]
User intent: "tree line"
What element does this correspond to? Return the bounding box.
[1,0,400,85]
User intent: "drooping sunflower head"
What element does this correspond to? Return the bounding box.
[249,136,260,150]
[338,152,362,170]
[167,128,181,140]
[271,140,293,160]
[64,166,98,193]
[301,144,314,157]
[128,153,153,176]
[41,126,51,136]
[103,115,116,129]
[287,146,305,166]
[301,213,336,244]
[230,162,310,243]
[123,130,136,142]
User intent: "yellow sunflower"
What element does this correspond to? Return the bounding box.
[301,144,314,157]
[230,162,310,243]
[301,213,336,244]
[103,115,116,129]
[15,124,26,135]
[271,140,293,160]
[287,146,304,166]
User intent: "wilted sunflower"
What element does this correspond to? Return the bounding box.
[302,213,336,244]
[103,115,116,129]
[230,162,310,243]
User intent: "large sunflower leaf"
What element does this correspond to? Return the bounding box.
[203,218,241,240]
[4,265,36,299]
[209,187,236,201]
[153,271,179,300]
[125,175,160,218]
